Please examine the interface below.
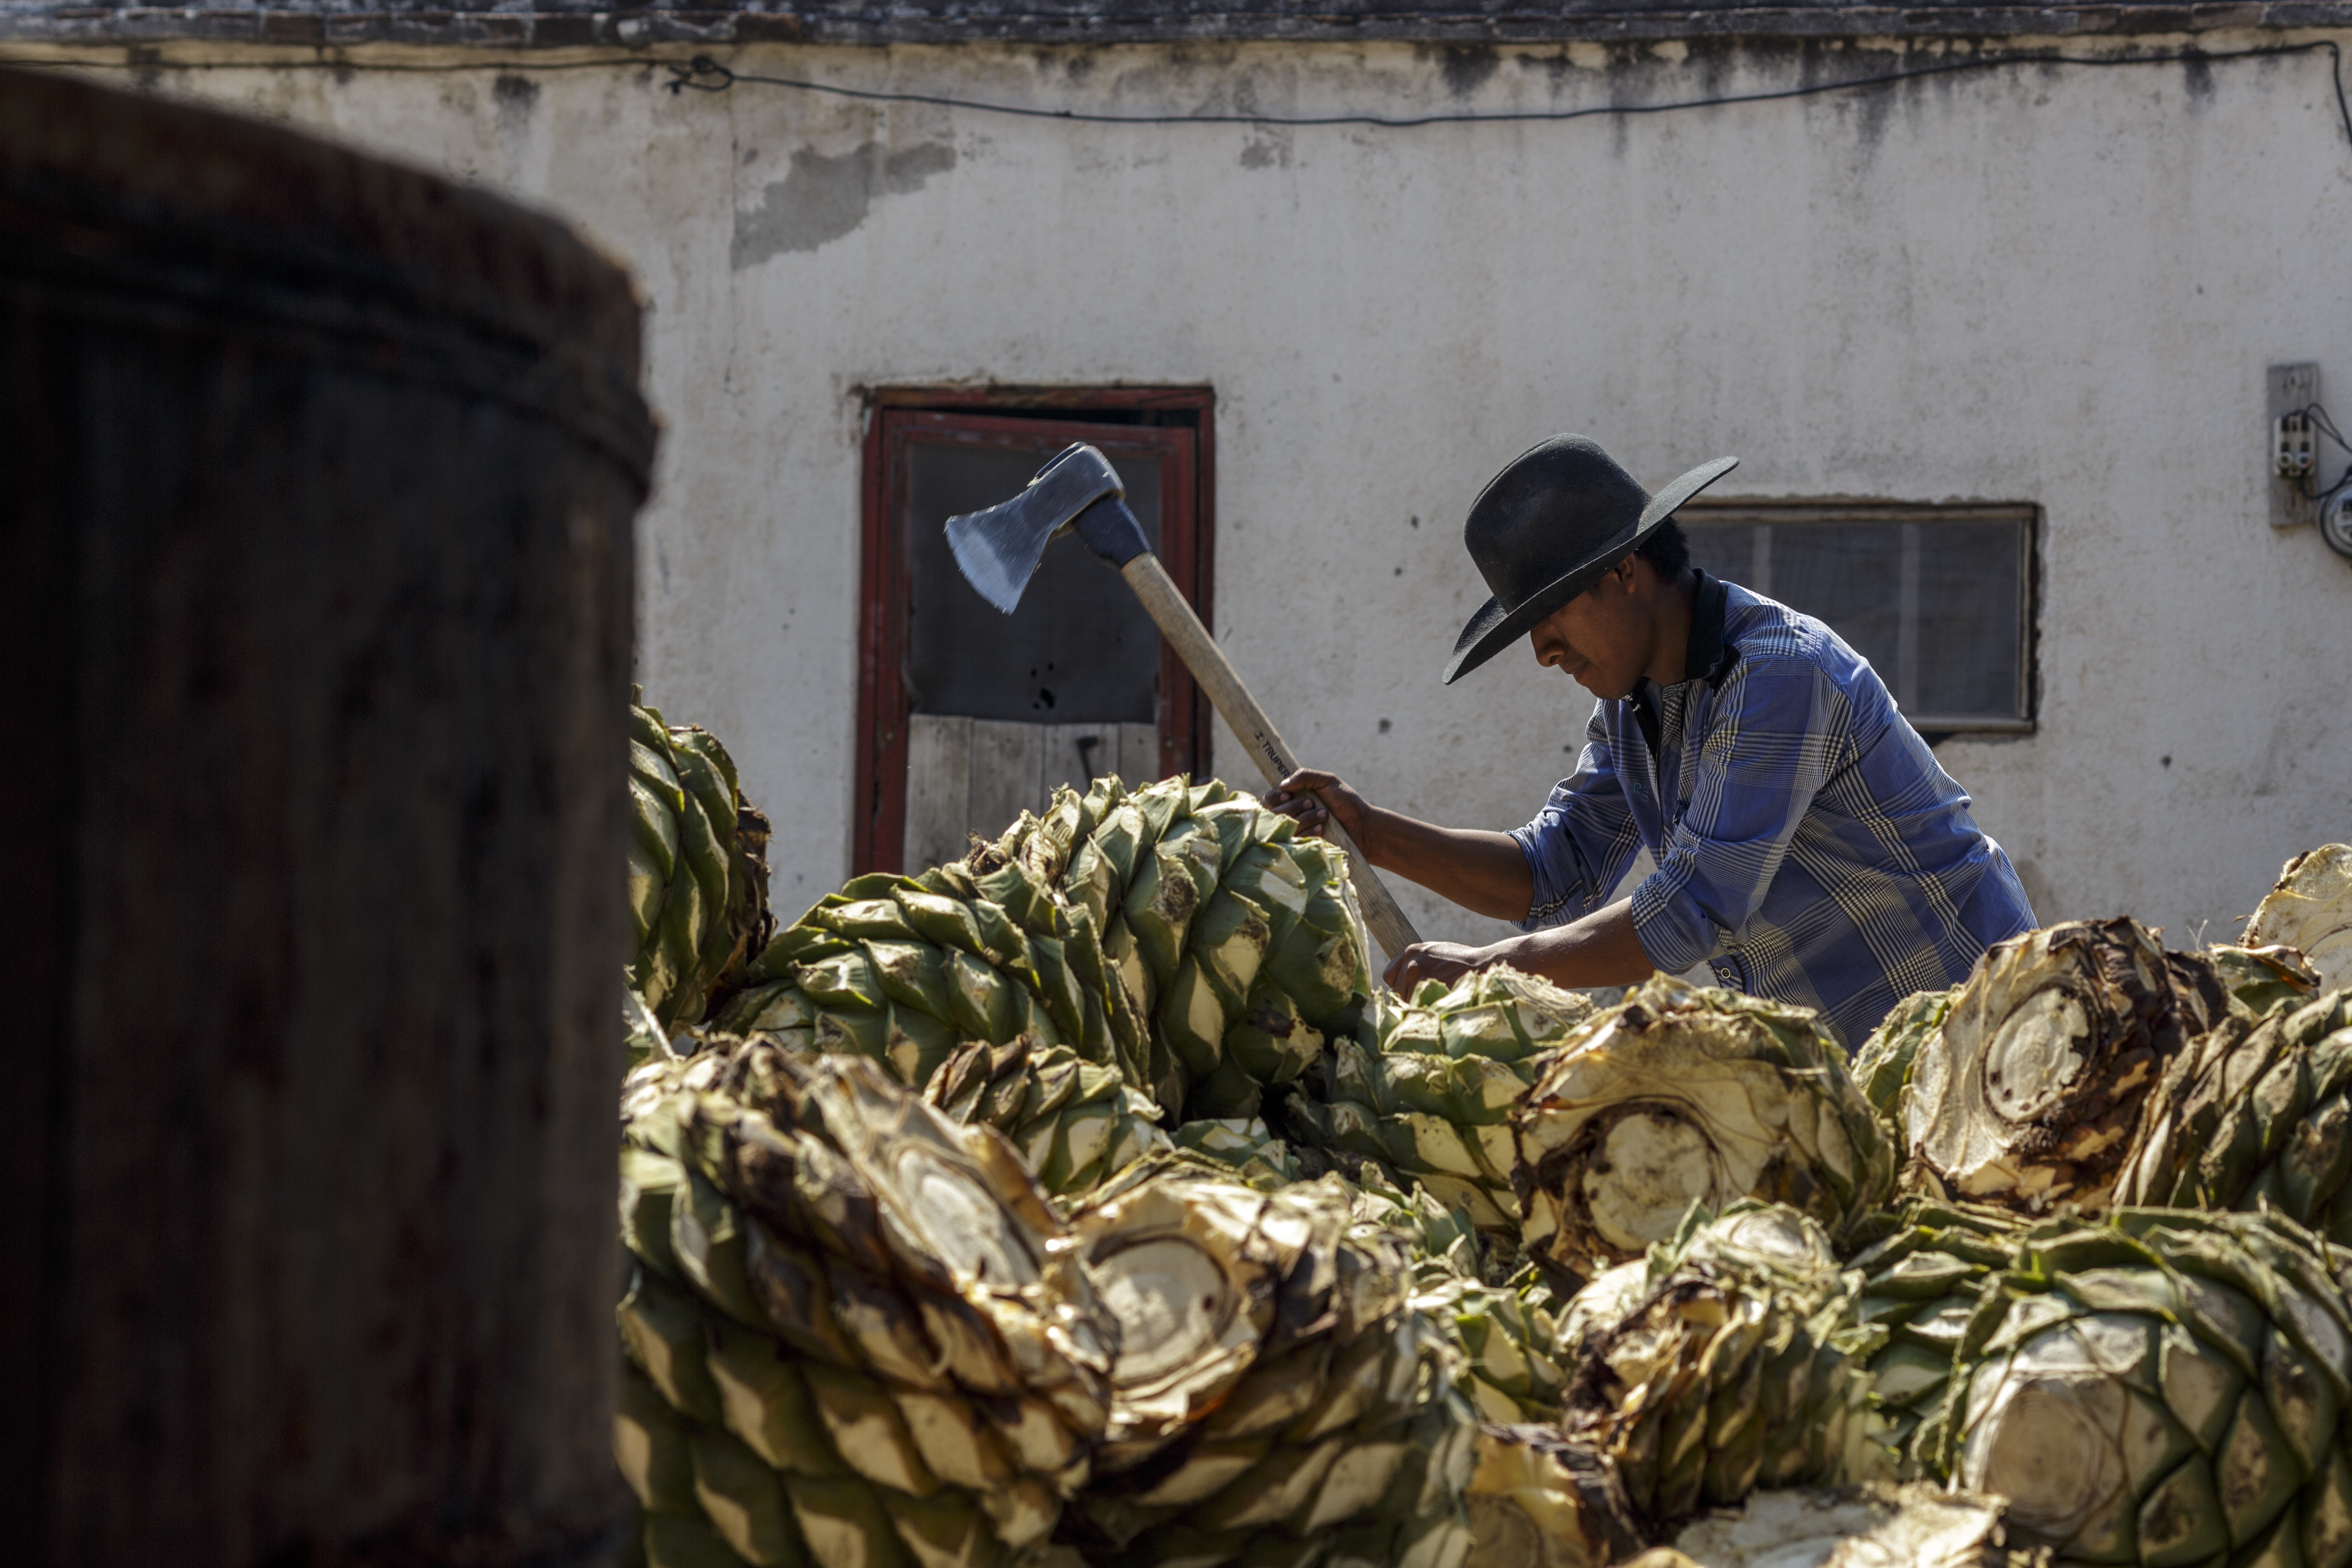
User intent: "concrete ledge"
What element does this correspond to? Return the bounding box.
[5,2,2350,50]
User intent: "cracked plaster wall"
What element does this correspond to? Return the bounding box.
[25,34,2351,946]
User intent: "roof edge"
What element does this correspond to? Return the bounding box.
[4,4,2351,52]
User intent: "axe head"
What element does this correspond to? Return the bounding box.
[944,443,1152,614]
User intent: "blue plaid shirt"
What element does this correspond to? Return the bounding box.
[1511,574,2035,1048]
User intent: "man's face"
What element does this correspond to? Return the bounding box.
[1527,561,1647,699]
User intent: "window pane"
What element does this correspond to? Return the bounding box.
[1682,522,1754,587]
[1915,521,2022,720]
[1771,525,1903,686]
[905,441,1164,723]
[1675,508,2030,727]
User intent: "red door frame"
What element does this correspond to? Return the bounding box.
[855,388,1216,875]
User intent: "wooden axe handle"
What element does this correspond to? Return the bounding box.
[1120,554,1423,962]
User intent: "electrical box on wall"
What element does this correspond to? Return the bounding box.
[2325,490,2352,560]
[2269,362,2321,528]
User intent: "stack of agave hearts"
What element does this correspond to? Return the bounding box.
[616,1038,1116,1568]
[617,708,2352,1568]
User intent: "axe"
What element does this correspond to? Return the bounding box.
[944,443,1423,961]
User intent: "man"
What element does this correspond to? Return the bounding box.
[1269,435,2035,1048]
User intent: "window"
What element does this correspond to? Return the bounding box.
[857,390,1214,873]
[1679,501,2036,735]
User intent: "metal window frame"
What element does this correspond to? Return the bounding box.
[1678,498,2040,735]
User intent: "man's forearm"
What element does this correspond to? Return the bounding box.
[1494,898,1660,989]
[1356,809,1533,922]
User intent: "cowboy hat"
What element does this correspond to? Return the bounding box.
[1443,435,1738,684]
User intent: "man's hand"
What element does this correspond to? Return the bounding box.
[1261,768,1539,924]
[1385,903,1659,995]
[1383,939,1501,997]
[1263,769,1374,851]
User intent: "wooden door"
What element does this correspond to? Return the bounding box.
[857,405,1211,874]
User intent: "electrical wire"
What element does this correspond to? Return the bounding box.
[2293,401,2352,455]
[10,54,644,74]
[2287,402,2352,507]
[13,35,2349,149]
[659,39,2352,149]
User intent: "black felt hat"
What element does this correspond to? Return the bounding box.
[1442,436,1739,684]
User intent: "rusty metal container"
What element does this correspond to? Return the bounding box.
[0,69,653,1566]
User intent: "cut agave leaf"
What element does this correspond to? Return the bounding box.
[2207,943,2325,1020]
[1664,1483,2011,1568]
[621,1264,724,1427]
[2244,843,2352,993]
[647,1512,759,1568]
[617,1363,703,1516]
[707,1318,848,1477]
[690,1427,808,1568]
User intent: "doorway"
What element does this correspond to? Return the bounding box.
[855,390,1214,873]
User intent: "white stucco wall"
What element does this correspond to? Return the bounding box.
[25,33,2352,949]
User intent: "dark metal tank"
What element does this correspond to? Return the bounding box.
[0,66,654,1567]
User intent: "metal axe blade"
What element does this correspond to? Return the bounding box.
[943,443,1135,614]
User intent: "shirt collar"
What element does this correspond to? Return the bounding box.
[1629,570,1737,725]
[1686,568,1735,688]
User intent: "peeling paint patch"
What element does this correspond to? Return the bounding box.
[732,139,956,268]
[1238,130,1292,169]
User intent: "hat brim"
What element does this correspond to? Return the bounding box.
[1441,454,1738,684]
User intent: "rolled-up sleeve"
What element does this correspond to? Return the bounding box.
[1510,703,1643,931]
[1628,657,1850,972]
